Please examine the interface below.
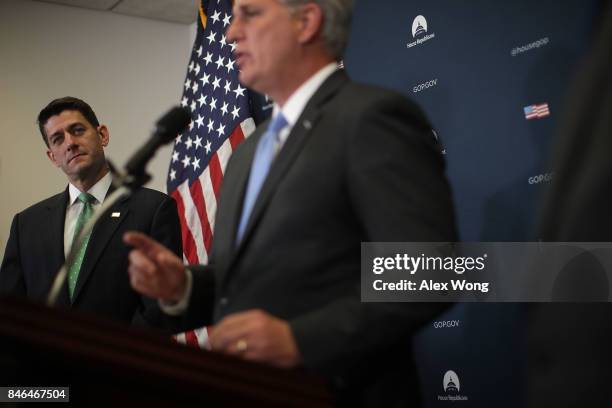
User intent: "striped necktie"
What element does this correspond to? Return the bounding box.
[67,192,96,299]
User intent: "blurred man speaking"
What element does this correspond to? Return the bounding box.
[124,0,457,405]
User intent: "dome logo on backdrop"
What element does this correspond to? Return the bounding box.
[412,15,428,37]
[443,370,460,392]
[407,15,436,48]
[438,370,469,402]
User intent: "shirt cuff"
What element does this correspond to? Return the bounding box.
[158,268,193,316]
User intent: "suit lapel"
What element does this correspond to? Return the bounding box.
[223,70,349,279]
[46,189,70,306]
[225,134,261,249]
[208,129,262,287]
[71,190,130,303]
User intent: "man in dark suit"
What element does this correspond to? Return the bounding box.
[528,4,612,407]
[0,96,182,327]
[124,0,456,405]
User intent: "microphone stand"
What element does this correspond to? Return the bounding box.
[46,162,151,306]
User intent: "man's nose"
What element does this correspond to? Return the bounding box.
[64,133,78,149]
[226,17,239,43]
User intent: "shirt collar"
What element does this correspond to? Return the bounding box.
[272,63,338,127]
[68,171,112,206]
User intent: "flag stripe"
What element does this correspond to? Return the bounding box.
[178,182,208,264]
[230,125,245,150]
[174,332,186,344]
[195,326,210,348]
[170,190,200,264]
[189,179,214,255]
[208,153,224,200]
[217,137,233,175]
[239,117,256,141]
[200,167,218,242]
[185,330,199,347]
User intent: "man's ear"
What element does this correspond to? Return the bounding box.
[46,149,59,167]
[97,125,110,147]
[296,3,324,45]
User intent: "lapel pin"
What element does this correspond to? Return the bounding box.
[303,120,312,130]
[111,212,121,218]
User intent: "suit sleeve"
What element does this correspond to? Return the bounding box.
[289,93,457,377]
[150,195,183,258]
[180,264,217,328]
[132,194,186,330]
[0,214,26,295]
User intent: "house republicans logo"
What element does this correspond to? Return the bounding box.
[407,15,436,48]
[412,15,428,37]
[443,370,460,392]
[438,370,468,402]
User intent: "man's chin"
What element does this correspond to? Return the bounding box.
[238,71,257,91]
[65,160,92,176]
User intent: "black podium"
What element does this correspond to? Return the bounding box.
[0,297,333,406]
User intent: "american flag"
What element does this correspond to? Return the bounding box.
[168,0,255,266]
[168,0,256,348]
[523,103,550,120]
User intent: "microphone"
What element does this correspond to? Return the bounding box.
[124,106,191,175]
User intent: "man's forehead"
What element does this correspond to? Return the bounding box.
[44,110,89,132]
[234,0,281,9]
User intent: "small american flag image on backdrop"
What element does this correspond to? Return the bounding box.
[523,103,550,120]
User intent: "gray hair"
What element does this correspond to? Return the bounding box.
[282,0,353,60]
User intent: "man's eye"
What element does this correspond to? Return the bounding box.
[242,8,260,17]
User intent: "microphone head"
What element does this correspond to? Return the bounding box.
[155,106,191,143]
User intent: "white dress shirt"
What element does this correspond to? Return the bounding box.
[273,62,338,150]
[64,171,112,258]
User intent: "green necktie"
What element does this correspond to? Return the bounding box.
[67,192,96,299]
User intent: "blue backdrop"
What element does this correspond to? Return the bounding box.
[344,1,599,406]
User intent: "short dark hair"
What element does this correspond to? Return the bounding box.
[37,96,100,147]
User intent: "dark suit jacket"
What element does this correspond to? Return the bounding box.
[184,71,457,406]
[0,186,182,327]
[529,4,612,407]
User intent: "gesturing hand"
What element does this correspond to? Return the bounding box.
[123,231,187,303]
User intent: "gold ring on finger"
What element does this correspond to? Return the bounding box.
[236,339,248,352]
